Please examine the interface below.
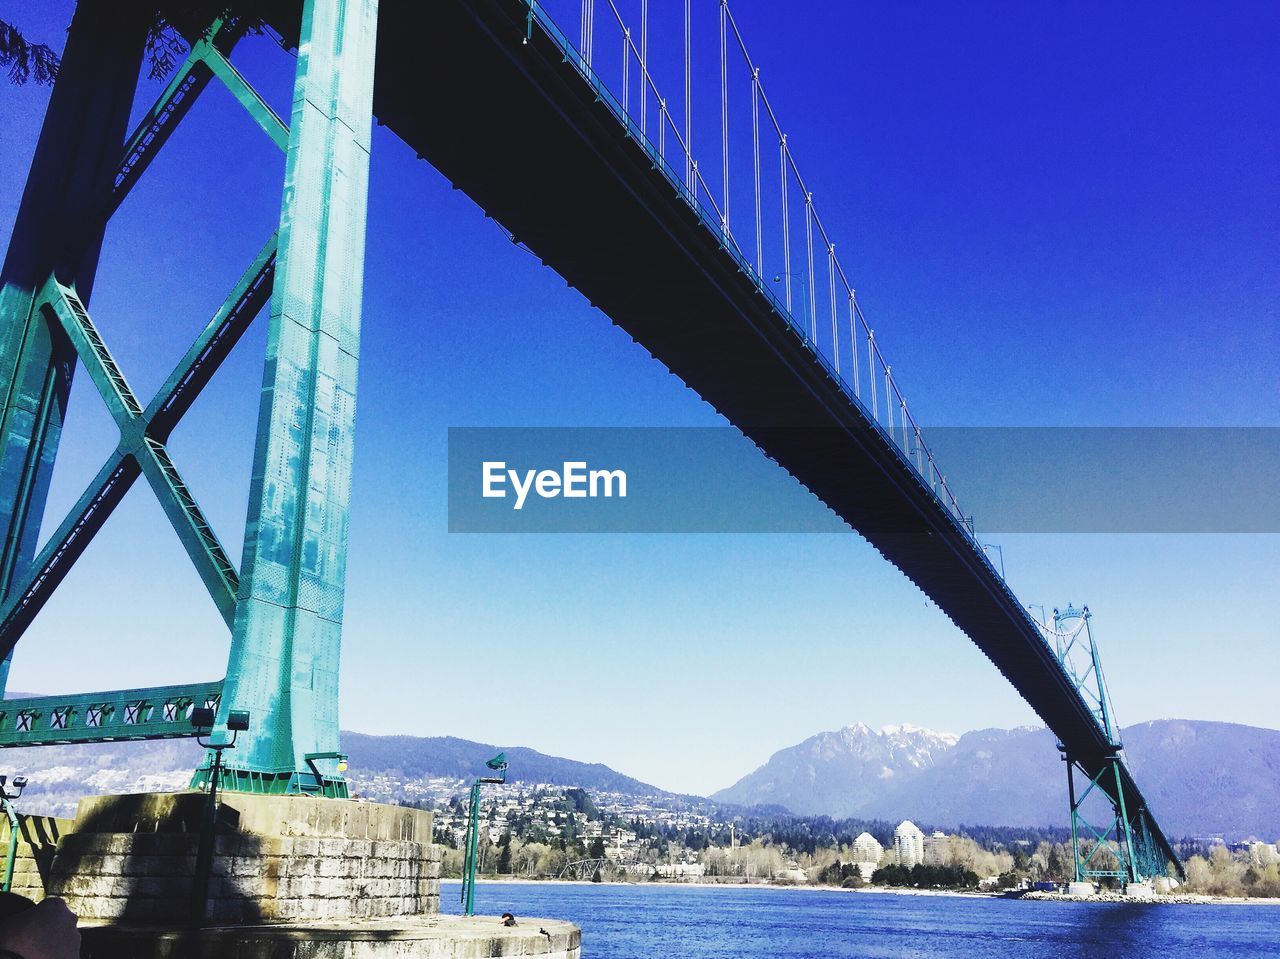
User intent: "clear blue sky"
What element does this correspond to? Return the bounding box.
[1,1,1276,795]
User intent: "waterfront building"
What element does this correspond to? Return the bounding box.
[894,820,925,868]
[851,831,883,863]
[923,830,949,864]
[1247,841,1279,866]
[850,831,884,880]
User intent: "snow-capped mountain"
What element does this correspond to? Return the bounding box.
[710,723,959,817]
[712,720,1280,841]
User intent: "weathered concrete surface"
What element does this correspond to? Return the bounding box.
[79,916,582,959]
[65,792,433,841]
[0,813,71,902]
[47,793,439,923]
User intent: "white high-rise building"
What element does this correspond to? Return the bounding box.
[893,820,925,868]
[849,831,884,879]
[851,831,883,863]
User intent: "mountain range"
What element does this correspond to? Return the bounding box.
[0,714,1274,841]
[340,732,666,796]
[713,719,1280,841]
[707,723,959,820]
[0,730,672,820]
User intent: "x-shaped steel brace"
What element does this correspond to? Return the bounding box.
[0,20,290,665]
[111,18,287,217]
[0,237,277,662]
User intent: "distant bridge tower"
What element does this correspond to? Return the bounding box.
[1045,604,1166,884]
[0,0,379,797]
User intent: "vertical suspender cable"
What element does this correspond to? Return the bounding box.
[660,98,666,160]
[885,367,894,433]
[752,69,761,279]
[780,136,791,313]
[848,293,860,398]
[640,0,648,136]
[720,0,729,234]
[622,29,630,114]
[868,331,878,419]
[827,244,839,374]
[804,193,815,343]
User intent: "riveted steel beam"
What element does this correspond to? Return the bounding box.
[0,0,295,748]
[200,45,291,151]
[0,680,223,747]
[110,19,254,216]
[38,282,240,624]
[204,0,379,797]
[0,5,151,692]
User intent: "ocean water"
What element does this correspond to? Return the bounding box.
[449,880,1280,958]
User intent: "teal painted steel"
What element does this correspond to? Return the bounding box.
[1050,605,1173,883]
[0,681,223,747]
[1066,759,1134,881]
[200,44,290,151]
[0,242,274,657]
[197,0,379,797]
[461,754,508,915]
[461,781,482,916]
[0,5,149,694]
[0,13,264,683]
[0,0,374,798]
[1050,605,1120,746]
[110,18,254,215]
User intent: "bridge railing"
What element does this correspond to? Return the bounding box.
[524,0,989,555]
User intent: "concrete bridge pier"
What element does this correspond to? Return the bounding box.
[7,790,578,959]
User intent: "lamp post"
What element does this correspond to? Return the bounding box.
[981,543,1006,579]
[460,752,508,917]
[303,751,349,793]
[0,774,28,892]
[190,706,250,928]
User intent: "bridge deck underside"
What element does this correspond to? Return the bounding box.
[263,0,1176,867]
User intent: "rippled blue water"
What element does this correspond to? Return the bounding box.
[449,880,1280,958]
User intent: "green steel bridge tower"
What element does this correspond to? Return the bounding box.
[0,0,380,797]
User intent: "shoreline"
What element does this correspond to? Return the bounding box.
[447,877,998,899]
[443,877,1280,906]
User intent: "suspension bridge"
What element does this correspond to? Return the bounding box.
[0,0,1181,885]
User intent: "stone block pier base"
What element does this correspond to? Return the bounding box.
[20,792,579,959]
[48,792,440,923]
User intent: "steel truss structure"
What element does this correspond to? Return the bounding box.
[1047,604,1170,883]
[0,0,379,797]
